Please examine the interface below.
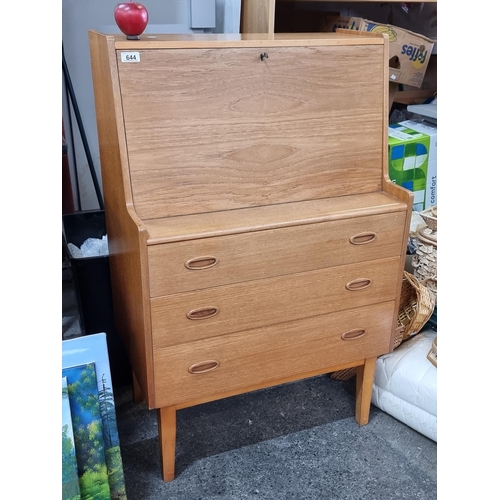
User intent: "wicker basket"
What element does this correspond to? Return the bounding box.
[419,206,437,232]
[412,227,437,299]
[427,336,437,368]
[329,367,358,381]
[398,271,436,342]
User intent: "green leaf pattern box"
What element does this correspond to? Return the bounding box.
[388,120,437,212]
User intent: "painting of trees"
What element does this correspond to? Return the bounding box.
[62,377,81,500]
[62,333,127,499]
[98,373,127,499]
[64,363,111,500]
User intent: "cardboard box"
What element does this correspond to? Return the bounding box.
[319,15,435,88]
[388,120,437,211]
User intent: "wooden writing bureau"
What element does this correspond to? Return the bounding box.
[89,30,412,481]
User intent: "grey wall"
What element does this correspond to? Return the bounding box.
[62,0,241,210]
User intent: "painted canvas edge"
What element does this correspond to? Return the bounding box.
[63,362,111,499]
[62,333,127,499]
[62,376,81,500]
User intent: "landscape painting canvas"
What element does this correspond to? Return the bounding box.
[62,377,81,500]
[63,362,111,500]
[62,333,127,499]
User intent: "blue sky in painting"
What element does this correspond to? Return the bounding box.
[62,332,114,391]
[62,332,121,448]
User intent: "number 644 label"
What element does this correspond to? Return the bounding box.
[121,52,140,63]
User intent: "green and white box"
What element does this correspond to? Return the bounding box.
[388,120,437,211]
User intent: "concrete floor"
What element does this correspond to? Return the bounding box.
[63,262,437,500]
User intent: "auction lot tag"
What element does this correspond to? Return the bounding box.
[121,52,141,63]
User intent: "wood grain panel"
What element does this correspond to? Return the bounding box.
[89,31,155,406]
[148,211,406,296]
[153,301,395,407]
[117,44,385,218]
[151,257,400,347]
[241,0,275,34]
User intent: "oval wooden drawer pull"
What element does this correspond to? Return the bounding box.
[341,328,366,340]
[349,232,377,245]
[186,307,219,320]
[188,360,220,374]
[185,256,219,270]
[345,278,372,291]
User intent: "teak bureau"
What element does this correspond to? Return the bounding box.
[88,31,413,482]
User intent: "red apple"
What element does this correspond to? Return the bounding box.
[114,1,149,38]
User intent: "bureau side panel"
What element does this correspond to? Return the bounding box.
[117,43,385,219]
[89,31,155,405]
[384,178,414,349]
[379,31,414,350]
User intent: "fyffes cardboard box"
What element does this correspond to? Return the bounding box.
[319,15,435,88]
[388,120,437,211]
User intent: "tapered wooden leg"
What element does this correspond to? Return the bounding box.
[131,371,143,404]
[158,406,177,482]
[355,357,377,426]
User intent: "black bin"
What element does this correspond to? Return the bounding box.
[62,210,131,386]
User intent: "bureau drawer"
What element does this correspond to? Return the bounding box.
[152,301,395,408]
[148,212,406,296]
[151,257,400,347]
